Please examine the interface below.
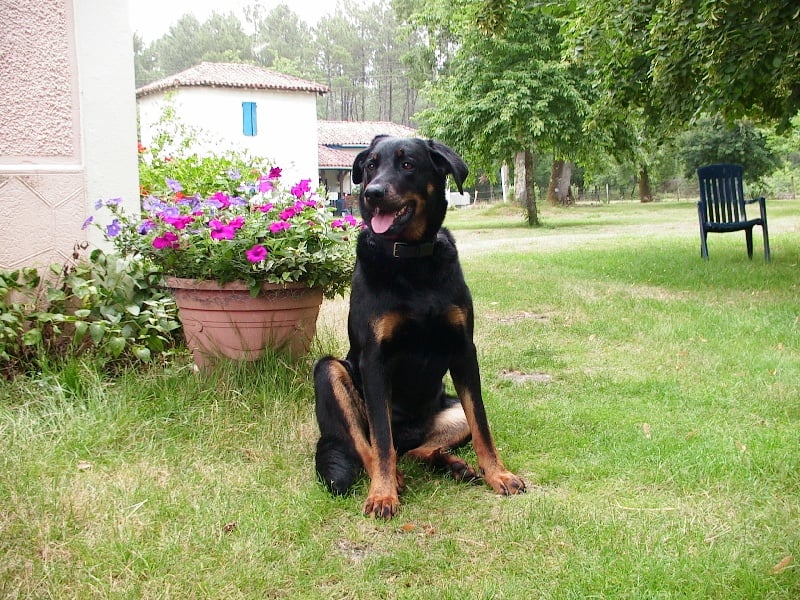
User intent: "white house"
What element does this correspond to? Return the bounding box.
[136,62,329,185]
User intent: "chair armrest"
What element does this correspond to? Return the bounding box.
[743,196,766,205]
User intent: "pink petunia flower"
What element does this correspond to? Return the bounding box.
[269,221,291,233]
[153,231,180,249]
[257,177,274,193]
[279,207,298,220]
[245,244,268,263]
[162,214,195,230]
[209,219,236,240]
[290,179,312,198]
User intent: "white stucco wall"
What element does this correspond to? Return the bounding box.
[138,87,321,186]
[0,0,138,270]
[73,0,140,247]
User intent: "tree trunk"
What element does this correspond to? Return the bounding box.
[514,150,539,226]
[638,165,653,202]
[501,162,510,203]
[546,159,574,206]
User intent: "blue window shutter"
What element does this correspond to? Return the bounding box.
[242,102,257,136]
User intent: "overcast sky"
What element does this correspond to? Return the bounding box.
[128,0,339,44]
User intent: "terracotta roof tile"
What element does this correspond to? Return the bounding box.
[317,121,417,146]
[136,62,329,97]
[318,145,356,169]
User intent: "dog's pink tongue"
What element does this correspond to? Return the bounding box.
[371,209,394,234]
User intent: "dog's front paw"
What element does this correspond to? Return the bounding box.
[363,492,400,519]
[484,470,526,496]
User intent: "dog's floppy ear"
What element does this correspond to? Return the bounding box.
[352,135,388,185]
[427,140,469,193]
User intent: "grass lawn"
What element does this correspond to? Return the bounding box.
[1,200,798,598]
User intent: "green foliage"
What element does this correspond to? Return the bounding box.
[246,4,316,75]
[139,13,253,85]
[569,0,800,130]
[0,251,181,377]
[676,115,781,181]
[417,4,590,174]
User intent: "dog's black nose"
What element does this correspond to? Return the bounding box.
[364,184,386,201]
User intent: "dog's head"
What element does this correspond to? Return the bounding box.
[352,136,468,242]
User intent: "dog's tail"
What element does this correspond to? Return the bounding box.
[315,436,362,495]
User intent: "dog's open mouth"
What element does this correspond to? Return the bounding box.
[371,204,412,235]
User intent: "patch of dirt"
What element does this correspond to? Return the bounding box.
[487,311,552,325]
[335,539,374,564]
[499,369,554,384]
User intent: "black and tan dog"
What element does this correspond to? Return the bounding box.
[314,135,525,518]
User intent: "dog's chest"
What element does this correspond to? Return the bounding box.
[369,300,468,353]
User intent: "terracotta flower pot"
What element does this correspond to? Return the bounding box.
[165,277,323,369]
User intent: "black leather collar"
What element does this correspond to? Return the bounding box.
[373,237,435,258]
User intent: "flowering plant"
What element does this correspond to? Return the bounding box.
[88,167,360,298]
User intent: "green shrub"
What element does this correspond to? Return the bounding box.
[0,249,181,377]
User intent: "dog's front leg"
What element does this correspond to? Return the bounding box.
[359,359,402,518]
[450,344,526,496]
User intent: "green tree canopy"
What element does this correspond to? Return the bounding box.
[143,13,253,81]
[675,115,780,182]
[416,4,589,175]
[564,0,800,129]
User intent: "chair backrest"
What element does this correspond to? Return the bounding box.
[697,164,747,224]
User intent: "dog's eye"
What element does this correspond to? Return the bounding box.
[366,161,377,171]
[401,161,414,171]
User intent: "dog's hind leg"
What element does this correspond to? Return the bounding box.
[406,401,479,483]
[313,357,366,495]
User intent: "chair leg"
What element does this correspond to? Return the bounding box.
[762,224,770,262]
[745,229,754,259]
[700,231,709,260]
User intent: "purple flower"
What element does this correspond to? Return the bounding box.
[137,220,154,235]
[208,191,231,208]
[245,244,268,263]
[166,178,183,193]
[143,195,168,212]
[177,194,202,212]
[94,198,104,210]
[268,167,282,179]
[158,206,180,220]
[82,216,94,230]
[106,197,123,206]
[106,219,121,237]
[226,168,242,181]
